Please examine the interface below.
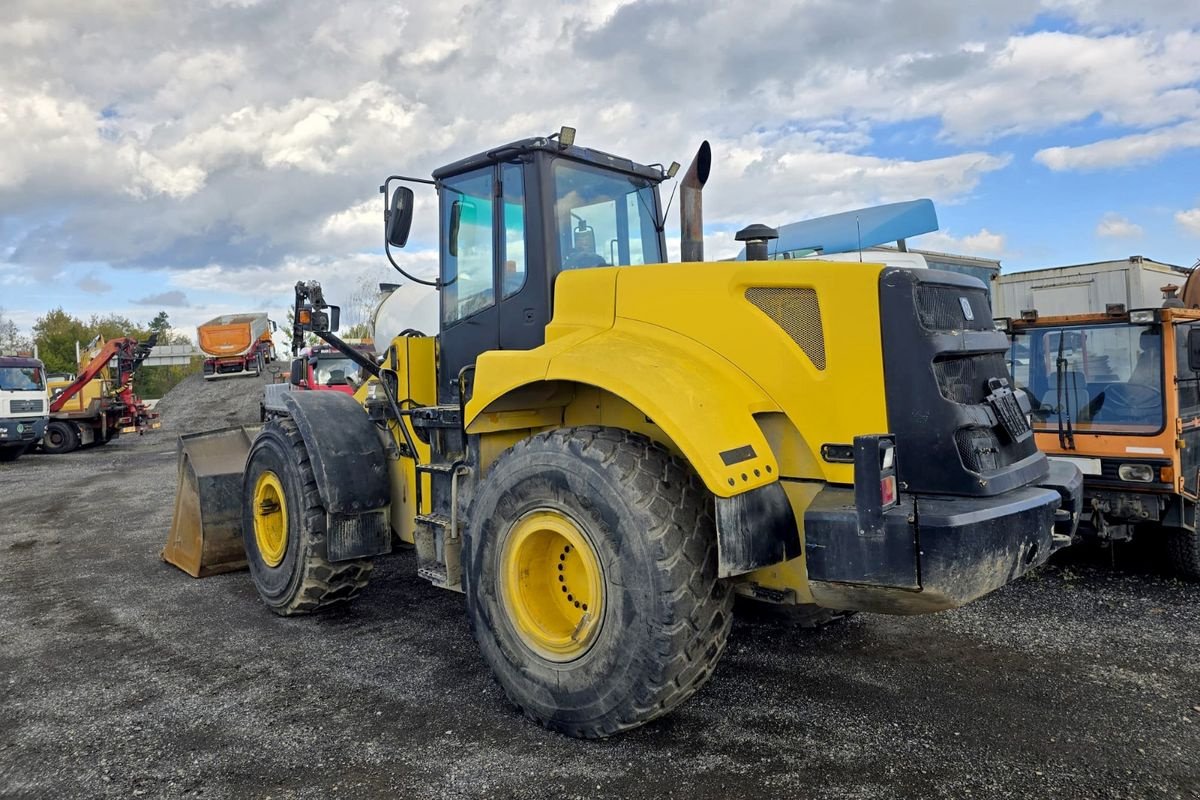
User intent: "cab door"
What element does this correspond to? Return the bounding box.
[438,167,499,402]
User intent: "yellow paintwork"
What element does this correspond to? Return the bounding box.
[466,260,890,494]
[500,510,605,661]
[252,470,288,567]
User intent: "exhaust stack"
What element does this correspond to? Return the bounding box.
[680,141,711,262]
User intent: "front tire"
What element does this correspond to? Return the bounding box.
[241,417,372,615]
[1167,527,1200,580]
[42,421,80,454]
[463,426,733,738]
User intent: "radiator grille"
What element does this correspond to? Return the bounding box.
[915,285,992,332]
[745,287,826,370]
[932,354,1009,405]
[9,399,43,413]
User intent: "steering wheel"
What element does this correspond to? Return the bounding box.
[562,249,608,269]
[1098,383,1161,419]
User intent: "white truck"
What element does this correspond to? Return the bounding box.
[0,356,49,462]
[993,256,1191,317]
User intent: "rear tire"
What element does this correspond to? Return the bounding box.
[241,417,372,615]
[1167,528,1200,581]
[42,421,80,454]
[463,426,733,739]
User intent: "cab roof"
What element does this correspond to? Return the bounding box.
[431,137,665,183]
[0,356,43,368]
[1009,307,1200,328]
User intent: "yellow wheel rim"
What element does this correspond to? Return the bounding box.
[253,470,288,568]
[500,510,605,662]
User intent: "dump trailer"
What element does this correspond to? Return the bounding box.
[0,356,49,462]
[198,313,277,379]
[167,129,1081,738]
[999,281,1200,579]
[44,335,160,454]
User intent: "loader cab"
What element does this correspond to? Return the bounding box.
[420,137,669,402]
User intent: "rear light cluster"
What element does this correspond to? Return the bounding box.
[880,442,897,508]
[852,434,899,537]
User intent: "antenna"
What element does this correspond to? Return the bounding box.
[856,216,863,262]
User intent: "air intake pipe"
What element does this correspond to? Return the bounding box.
[680,141,711,262]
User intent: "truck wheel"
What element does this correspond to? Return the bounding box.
[42,421,80,455]
[241,417,372,615]
[463,426,733,738]
[1167,528,1200,580]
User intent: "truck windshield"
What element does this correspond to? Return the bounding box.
[0,366,45,392]
[552,160,661,271]
[1009,323,1164,434]
[313,357,362,387]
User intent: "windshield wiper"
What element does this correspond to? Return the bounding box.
[1056,334,1076,451]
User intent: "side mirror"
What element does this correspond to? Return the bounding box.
[290,359,305,386]
[1188,328,1200,372]
[448,200,463,257]
[386,186,415,248]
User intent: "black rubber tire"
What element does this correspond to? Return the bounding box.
[735,596,857,628]
[463,426,733,739]
[42,421,80,455]
[241,417,372,615]
[1167,528,1200,581]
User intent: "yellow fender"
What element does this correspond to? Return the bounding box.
[465,318,780,499]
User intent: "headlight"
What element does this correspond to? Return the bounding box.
[1118,463,1154,482]
[1129,310,1156,324]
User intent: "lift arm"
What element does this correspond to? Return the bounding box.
[49,335,157,413]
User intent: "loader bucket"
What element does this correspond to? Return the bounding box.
[162,425,261,577]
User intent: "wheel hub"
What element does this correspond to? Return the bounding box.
[500,510,605,662]
[253,470,288,567]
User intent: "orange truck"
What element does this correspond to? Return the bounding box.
[198,313,277,379]
[1000,293,1200,578]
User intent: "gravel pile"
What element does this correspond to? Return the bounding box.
[152,370,276,435]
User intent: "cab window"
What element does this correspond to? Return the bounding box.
[552,159,661,271]
[1176,322,1200,419]
[441,168,495,325]
[501,163,527,298]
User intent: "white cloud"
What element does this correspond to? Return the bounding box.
[1096,212,1144,238]
[1177,208,1200,237]
[915,228,1007,257]
[1036,120,1200,171]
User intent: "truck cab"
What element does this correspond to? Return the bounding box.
[0,356,49,462]
[261,342,376,419]
[1002,304,1200,577]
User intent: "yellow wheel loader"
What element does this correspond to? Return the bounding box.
[165,128,1082,738]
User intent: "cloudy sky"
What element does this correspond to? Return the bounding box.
[3,0,1200,339]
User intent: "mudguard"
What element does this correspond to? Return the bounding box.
[281,391,392,561]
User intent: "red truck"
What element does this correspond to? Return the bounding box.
[260,342,375,420]
[198,313,277,379]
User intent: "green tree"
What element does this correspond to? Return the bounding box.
[32,308,92,373]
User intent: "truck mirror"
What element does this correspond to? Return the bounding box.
[386,186,415,248]
[290,359,305,386]
[327,305,340,332]
[1188,327,1200,372]
[448,200,463,257]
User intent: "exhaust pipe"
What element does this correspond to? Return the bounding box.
[680,141,711,262]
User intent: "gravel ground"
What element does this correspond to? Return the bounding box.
[1,373,1199,799]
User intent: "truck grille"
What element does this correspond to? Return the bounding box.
[915,285,992,332]
[9,399,43,413]
[745,287,826,369]
[932,354,1009,405]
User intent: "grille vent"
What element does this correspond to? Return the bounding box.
[915,285,992,332]
[745,287,826,370]
[9,399,43,413]
[932,354,1009,405]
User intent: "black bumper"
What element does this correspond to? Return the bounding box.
[803,460,1082,615]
